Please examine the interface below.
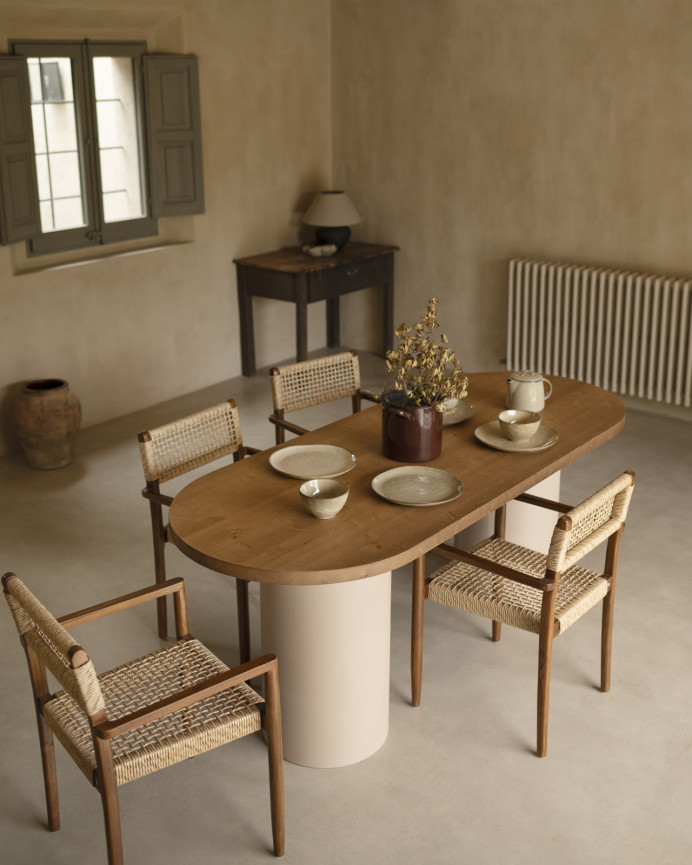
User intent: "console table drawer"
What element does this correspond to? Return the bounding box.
[307,255,391,302]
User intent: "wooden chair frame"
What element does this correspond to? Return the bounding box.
[411,471,635,757]
[2,573,284,865]
[268,350,379,444]
[138,398,259,658]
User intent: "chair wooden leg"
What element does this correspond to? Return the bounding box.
[536,628,554,758]
[37,711,60,831]
[492,620,502,641]
[94,738,124,865]
[601,531,621,693]
[236,578,251,665]
[411,556,425,707]
[148,497,168,640]
[23,644,60,830]
[264,664,285,857]
[601,586,615,693]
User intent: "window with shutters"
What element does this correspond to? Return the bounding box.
[0,40,204,255]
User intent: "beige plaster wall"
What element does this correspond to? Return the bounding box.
[0,0,332,455]
[331,0,692,378]
[4,0,690,456]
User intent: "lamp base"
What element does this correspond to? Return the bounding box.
[314,226,351,249]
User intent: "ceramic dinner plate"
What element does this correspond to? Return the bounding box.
[268,443,356,479]
[371,466,464,507]
[474,420,558,453]
[442,401,475,426]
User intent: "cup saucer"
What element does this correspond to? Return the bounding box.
[474,420,558,452]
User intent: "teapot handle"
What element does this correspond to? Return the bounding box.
[543,378,553,400]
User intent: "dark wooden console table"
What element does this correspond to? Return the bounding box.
[234,241,398,376]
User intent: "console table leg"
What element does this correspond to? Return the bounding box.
[327,297,340,348]
[237,268,256,376]
[295,276,308,361]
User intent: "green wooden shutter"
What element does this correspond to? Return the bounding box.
[144,54,205,217]
[0,56,41,244]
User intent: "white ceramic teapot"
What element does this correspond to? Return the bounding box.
[506,370,552,412]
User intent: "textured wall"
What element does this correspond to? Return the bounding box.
[0,0,331,454]
[331,0,692,376]
[3,0,690,455]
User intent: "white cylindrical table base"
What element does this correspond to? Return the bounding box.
[455,472,561,554]
[260,572,392,768]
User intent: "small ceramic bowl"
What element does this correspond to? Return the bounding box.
[299,478,349,519]
[498,409,541,442]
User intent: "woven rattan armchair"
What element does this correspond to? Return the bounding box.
[411,471,635,757]
[139,399,259,655]
[268,351,379,444]
[2,573,284,865]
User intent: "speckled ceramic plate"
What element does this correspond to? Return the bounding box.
[442,401,475,426]
[474,421,558,453]
[371,466,463,506]
[268,444,356,479]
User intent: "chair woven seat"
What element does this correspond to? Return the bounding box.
[43,639,263,786]
[3,574,284,862]
[428,537,609,635]
[411,471,635,757]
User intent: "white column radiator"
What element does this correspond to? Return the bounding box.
[507,258,692,407]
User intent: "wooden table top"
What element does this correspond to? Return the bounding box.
[168,372,625,586]
[233,242,399,274]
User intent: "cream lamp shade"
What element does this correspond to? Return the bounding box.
[303,190,362,248]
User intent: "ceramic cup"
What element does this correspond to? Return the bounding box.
[498,409,541,442]
[299,478,349,519]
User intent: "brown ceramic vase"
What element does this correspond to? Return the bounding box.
[381,399,443,462]
[12,379,82,469]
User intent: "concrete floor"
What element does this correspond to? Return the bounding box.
[1,352,691,865]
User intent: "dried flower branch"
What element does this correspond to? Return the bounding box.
[384,298,468,411]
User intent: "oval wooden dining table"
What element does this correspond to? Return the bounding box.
[168,372,626,767]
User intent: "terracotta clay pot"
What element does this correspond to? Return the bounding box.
[12,379,81,469]
[381,399,443,462]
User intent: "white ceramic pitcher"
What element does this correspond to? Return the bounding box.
[506,370,552,412]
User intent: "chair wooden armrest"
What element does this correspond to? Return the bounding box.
[242,445,262,456]
[268,414,309,437]
[360,389,381,404]
[93,654,279,739]
[433,543,553,591]
[514,492,575,512]
[141,488,175,507]
[57,579,187,629]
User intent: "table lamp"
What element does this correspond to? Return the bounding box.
[302,190,362,249]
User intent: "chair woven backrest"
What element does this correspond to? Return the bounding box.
[546,472,635,573]
[270,351,361,413]
[3,575,105,716]
[139,400,244,484]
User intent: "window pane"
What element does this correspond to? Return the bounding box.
[35,154,50,200]
[43,102,78,152]
[93,56,145,222]
[39,200,55,232]
[30,103,47,152]
[27,56,86,233]
[52,197,86,230]
[49,152,82,200]
[27,59,42,103]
